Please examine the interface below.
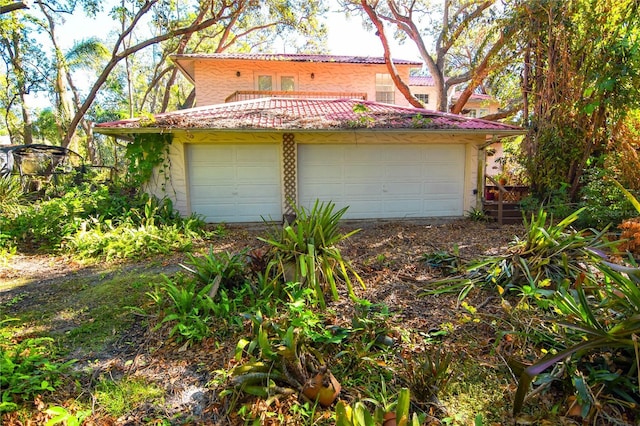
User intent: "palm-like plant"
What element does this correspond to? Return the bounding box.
[513,255,640,415]
[259,200,364,307]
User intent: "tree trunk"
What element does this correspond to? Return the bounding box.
[360,1,423,108]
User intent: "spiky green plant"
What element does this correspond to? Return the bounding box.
[513,257,640,415]
[422,207,612,303]
[259,200,364,307]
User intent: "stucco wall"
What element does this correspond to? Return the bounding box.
[192,59,416,107]
[155,130,482,219]
[144,139,188,216]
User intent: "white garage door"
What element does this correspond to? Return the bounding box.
[298,144,465,219]
[187,144,282,222]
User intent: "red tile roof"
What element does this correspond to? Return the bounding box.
[409,75,435,86]
[172,53,422,66]
[95,98,522,134]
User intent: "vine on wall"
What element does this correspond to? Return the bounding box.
[125,133,173,188]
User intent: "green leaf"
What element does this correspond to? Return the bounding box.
[395,388,411,426]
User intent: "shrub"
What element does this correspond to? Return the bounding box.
[513,257,640,416]
[578,167,637,229]
[180,249,249,298]
[259,200,364,307]
[423,207,611,303]
[0,320,76,413]
[0,182,206,258]
[0,176,23,211]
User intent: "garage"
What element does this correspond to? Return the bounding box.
[187,144,282,222]
[298,144,465,219]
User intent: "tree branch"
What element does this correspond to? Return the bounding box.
[361,0,422,108]
[0,1,29,14]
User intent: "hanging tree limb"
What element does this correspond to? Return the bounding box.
[0,1,29,14]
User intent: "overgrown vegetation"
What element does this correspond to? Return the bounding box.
[2,170,640,424]
[0,182,206,260]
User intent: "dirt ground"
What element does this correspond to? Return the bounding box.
[1,219,531,424]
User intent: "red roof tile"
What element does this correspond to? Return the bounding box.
[95,98,522,133]
[172,53,422,66]
[409,75,435,86]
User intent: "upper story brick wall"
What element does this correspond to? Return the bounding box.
[188,58,416,107]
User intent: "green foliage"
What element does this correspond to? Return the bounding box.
[260,200,364,308]
[578,167,637,228]
[65,219,197,260]
[465,207,489,222]
[348,103,375,128]
[403,348,453,406]
[422,208,610,302]
[0,176,23,210]
[180,248,249,297]
[335,388,425,426]
[520,0,640,201]
[0,182,205,258]
[125,133,172,188]
[513,257,640,415]
[93,376,164,417]
[45,406,91,426]
[149,254,253,344]
[150,274,216,343]
[0,320,76,413]
[422,247,461,275]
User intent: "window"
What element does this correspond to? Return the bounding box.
[465,109,477,118]
[415,93,429,105]
[281,76,295,91]
[258,75,273,91]
[375,73,395,103]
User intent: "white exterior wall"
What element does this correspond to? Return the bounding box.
[192,59,416,107]
[144,139,188,216]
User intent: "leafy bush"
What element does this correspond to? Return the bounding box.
[0,320,76,413]
[259,200,364,307]
[578,167,637,229]
[149,252,253,343]
[65,220,197,260]
[0,176,23,211]
[0,182,206,258]
[513,257,640,416]
[149,274,216,343]
[180,249,249,298]
[423,208,611,303]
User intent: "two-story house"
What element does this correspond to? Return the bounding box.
[95,53,523,223]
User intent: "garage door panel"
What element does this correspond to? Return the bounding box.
[190,184,235,198]
[188,144,281,222]
[384,182,423,195]
[304,165,343,181]
[345,164,377,178]
[299,144,465,219]
[423,182,461,194]
[428,164,461,178]
[345,183,381,195]
[236,166,279,180]
[190,166,235,181]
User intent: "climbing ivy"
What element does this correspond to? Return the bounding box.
[125,133,173,188]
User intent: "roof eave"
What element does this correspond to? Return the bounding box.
[94,126,525,137]
[171,56,195,84]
